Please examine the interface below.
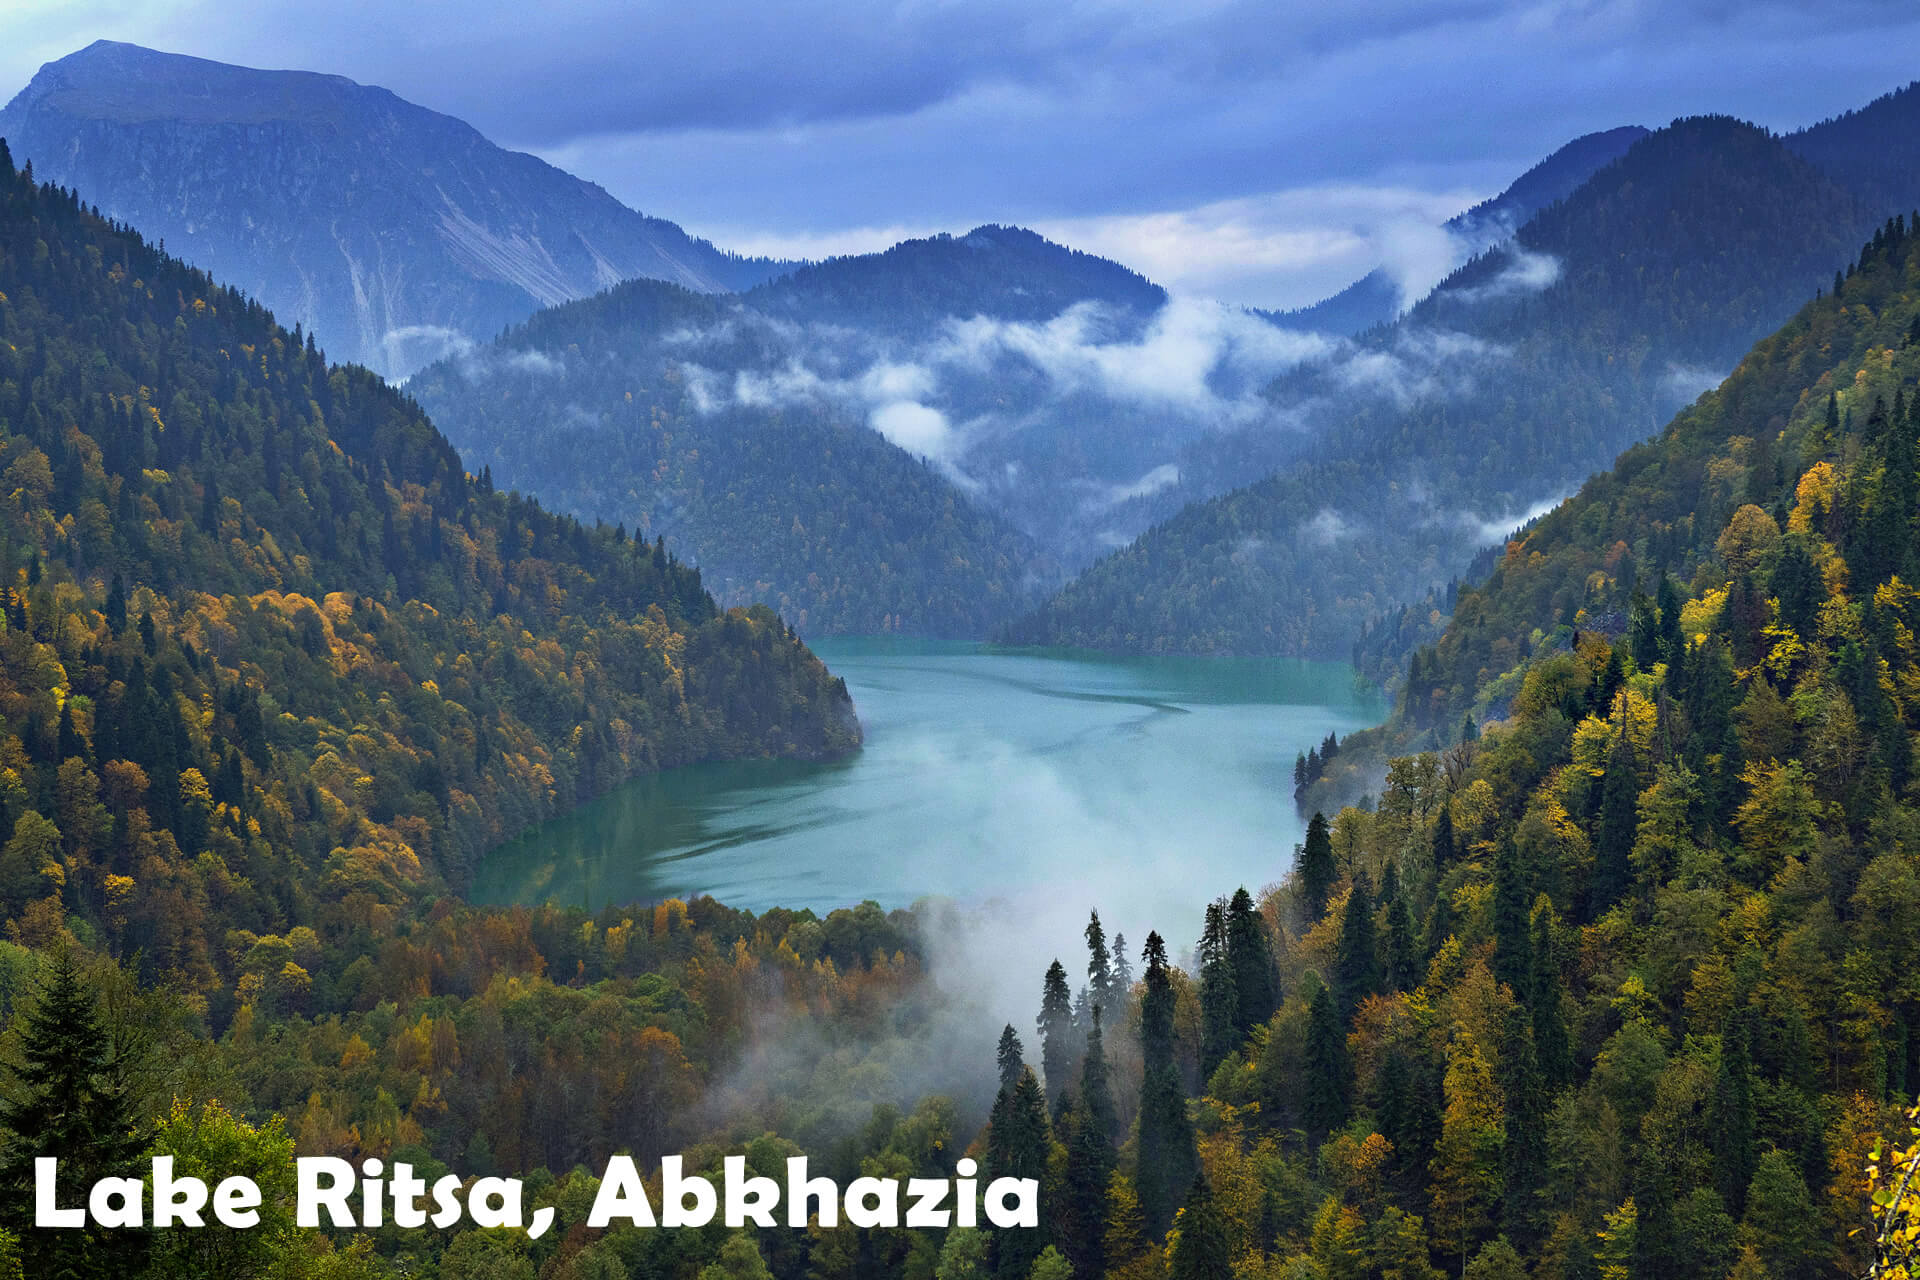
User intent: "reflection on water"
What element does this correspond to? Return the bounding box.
[471,638,1386,921]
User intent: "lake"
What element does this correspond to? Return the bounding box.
[472,638,1386,939]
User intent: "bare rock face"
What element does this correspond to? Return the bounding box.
[0,41,792,378]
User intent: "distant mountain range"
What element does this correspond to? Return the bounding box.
[1265,125,1649,336]
[14,41,1916,656]
[1007,86,1920,657]
[0,41,796,378]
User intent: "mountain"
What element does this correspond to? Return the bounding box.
[1165,213,1920,1280]
[1785,78,1920,215]
[409,224,1207,635]
[1266,125,1649,335]
[1007,112,1894,658]
[0,41,796,379]
[411,272,1048,637]
[0,139,856,986]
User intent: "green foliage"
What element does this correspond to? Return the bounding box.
[1007,115,1889,659]
[0,156,856,1006]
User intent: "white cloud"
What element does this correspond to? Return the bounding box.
[1031,183,1489,310]
[870,401,956,462]
[936,295,1334,420]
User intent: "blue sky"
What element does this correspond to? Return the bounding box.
[5,1,1919,307]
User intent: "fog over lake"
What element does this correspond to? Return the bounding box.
[476,639,1385,944]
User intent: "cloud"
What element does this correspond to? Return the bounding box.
[936,296,1334,418]
[1440,244,1563,304]
[1660,362,1726,403]
[1461,494,1566,546]
[1031,184,1486,310]
[1303,509,1355,546]
[1087,463,1181,510]
[870,401,956,462]
[1328,326,1509,408]
[14,3,1920,320]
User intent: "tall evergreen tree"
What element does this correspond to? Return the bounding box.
[1085,910,1115,1012]
[1299,811,1336,923]
[1197,901,1237,1078]
[1302,975,1350,1143]
[1136,932,1197,1239]
[1167,1175,1232,1280]
[1590,734,1638,917]
[1491,841,1532,996]
[0,951,149,1279]
[1529,902,1572,1090]
[1038,960,1077,1105]
[1335,871,1379,1016]
[991,1066,1053,1280]
[1225,886,1277,1036]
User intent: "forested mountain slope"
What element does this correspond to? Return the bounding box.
[1268,125,1649,336]
[0,141,857,994]
[975,215,1920,1280]
[409,272,1050,636]
[0,41,794,379]
[1008,115,1887,657]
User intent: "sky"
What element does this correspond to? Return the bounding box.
[4,0,1919,309]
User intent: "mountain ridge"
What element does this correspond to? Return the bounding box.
[0,40,798,378]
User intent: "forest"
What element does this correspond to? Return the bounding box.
[1005,107,1920,659]
[8,100,1920,1280]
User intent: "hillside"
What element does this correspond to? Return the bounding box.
[1269,124,1650,335]
[0,140,857,993]
[1007,115,1884,657]
[0,41,795,379]
[409,272,1050,636]
[954,214,1920,1280]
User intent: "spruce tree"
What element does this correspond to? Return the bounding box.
[1432,802,1457,871]
[1136,932,1197,1239]
[1085,910,1114,1012]
[0,951,149,1279]
[1529,902,1572,1090]
[1590,734,1638,917]
[1037,960,1076,1104]
[1197,901,1237,1077]
[1225,887,1276,1036]
[1335,871,1379,1016]
[1167,1174,1232,1280]
[1491,841,1531,996]
[1302,975,1349,1143]
[1299,811,1336,923]
[990,1067,1052,1280]
[1710,1015,1757,1217]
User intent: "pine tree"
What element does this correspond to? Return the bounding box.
[1062,1014,1118,1279]
[1491,841,1531,996]
[991,1067,1052,1280]
[1198,901,1237,1077]
[1168,1174,1232,1280]
[1299,811,1336,923]
[1302,975,1349,1143]
[1655,574,1685,664]
[0,951,149,1278]
[1038,960,1076,1105]
[1085,910,1115,1012]
[1710,1015,1757,1217]
[1497,1005,1546,1249]
[104,572,127,637]
[997,1024,1025,1094]
[1136,932,1197,1239]
[1590,734,1638,918]
[1225,887,1276,1036]
[1529,902,1572,1090]
[1432,801,1457,871]
[1335,872,1379,1016]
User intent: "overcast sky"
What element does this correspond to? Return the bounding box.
[4,0,1919,308]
